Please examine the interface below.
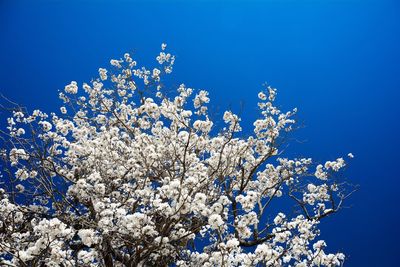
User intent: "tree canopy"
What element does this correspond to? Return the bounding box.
[0,44,355,267]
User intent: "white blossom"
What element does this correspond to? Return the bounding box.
[78,229,98,246]
[99,68,108,80]
[208,214,224,230]
[64,81,78,94]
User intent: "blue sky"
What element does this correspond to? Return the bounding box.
[1,0,399,266]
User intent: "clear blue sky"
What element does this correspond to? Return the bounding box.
[1,0,399,266]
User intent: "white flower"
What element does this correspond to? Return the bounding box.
[16,184,25,192]
[19,250,34,262]
[208,214,224,230]
[307,183,317,193]
[16,128,25,136]
[78,229,97,246]
[315,164,328,180]
[274,212,286,225]
[258,91,267,100]
[226,238,239,249]
[110,59,122,68]
[64,81,78,94]
[313,240,327,250]
[39,121,52,132]
[99,68,108,80]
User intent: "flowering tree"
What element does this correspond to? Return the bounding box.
[0,44,356,267]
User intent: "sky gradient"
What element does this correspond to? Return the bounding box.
[1,0,399,266]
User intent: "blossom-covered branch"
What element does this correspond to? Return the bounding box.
[0,44,355,267]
